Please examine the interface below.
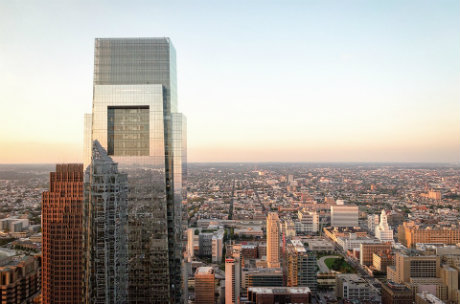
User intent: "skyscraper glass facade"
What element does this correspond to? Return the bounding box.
[84,141,128,304]
[86,38,186,303]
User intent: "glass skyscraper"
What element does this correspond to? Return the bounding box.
[84,140,128,304]
[85,38,186,304]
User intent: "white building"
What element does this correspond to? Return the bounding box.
[283,219,296,237]
[212,229,224,263]
[375,210,394,243]
[336,235,381,251]
[331,205,358,228]
[306,239,335,252]
[367,214,379,235]
[0,218,29,233]
[297,210,319,233]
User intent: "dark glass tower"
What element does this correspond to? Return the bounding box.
[86,38,186,303]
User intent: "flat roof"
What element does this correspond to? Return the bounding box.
[248,287,311,294]
[291,239,306,253]
[196,266,214,275]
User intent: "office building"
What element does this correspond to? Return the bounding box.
[373,251,394,273]
[42,164,84,304]
[381,281,413,304]
[306,239,335,253]
[187,228,196,258]
[225,243,242,304]
[266,212,280,268]
[83,141,128,303]
[331,205,358,228]
[387,252,440,284]
[286,239,317,293]
[194,267,214,304]
[375,209,394,243]
[297,210,319,233]
[440,265,460,304]
[258,243,266,259]
[336,274,374,301]
[360,242,392,266]
[0,255,40,303]
[225,257,241,304]
[241,244,258,260]
[86,38,186,303]
[242,268,283,293]
[336,235,381,251]
[246,287,311,304]
[212,229,224,263]
[199,232,213,257]
[398,221,460,248]
[0,218,29,233]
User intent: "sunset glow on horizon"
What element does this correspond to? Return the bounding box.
[1,0,459,164]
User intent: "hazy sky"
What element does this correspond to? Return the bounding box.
[0,0,459,163]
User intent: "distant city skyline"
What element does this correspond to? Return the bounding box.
[1,0,459,163]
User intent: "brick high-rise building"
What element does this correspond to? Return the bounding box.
[42,164,84,304]
[194,267,214,304]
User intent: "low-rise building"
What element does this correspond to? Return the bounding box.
[246,287,311,304]
[336,274,374,301]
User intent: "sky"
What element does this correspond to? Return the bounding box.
[0,0,459,163]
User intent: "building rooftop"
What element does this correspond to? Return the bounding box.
[417,292,444,304]
[337,274,371,287]
[196,266,214,275]
[290,239,306,253]
[0,248,17,260]
[247,287,311,294]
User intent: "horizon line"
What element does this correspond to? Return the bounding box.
[0,161,459,166]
